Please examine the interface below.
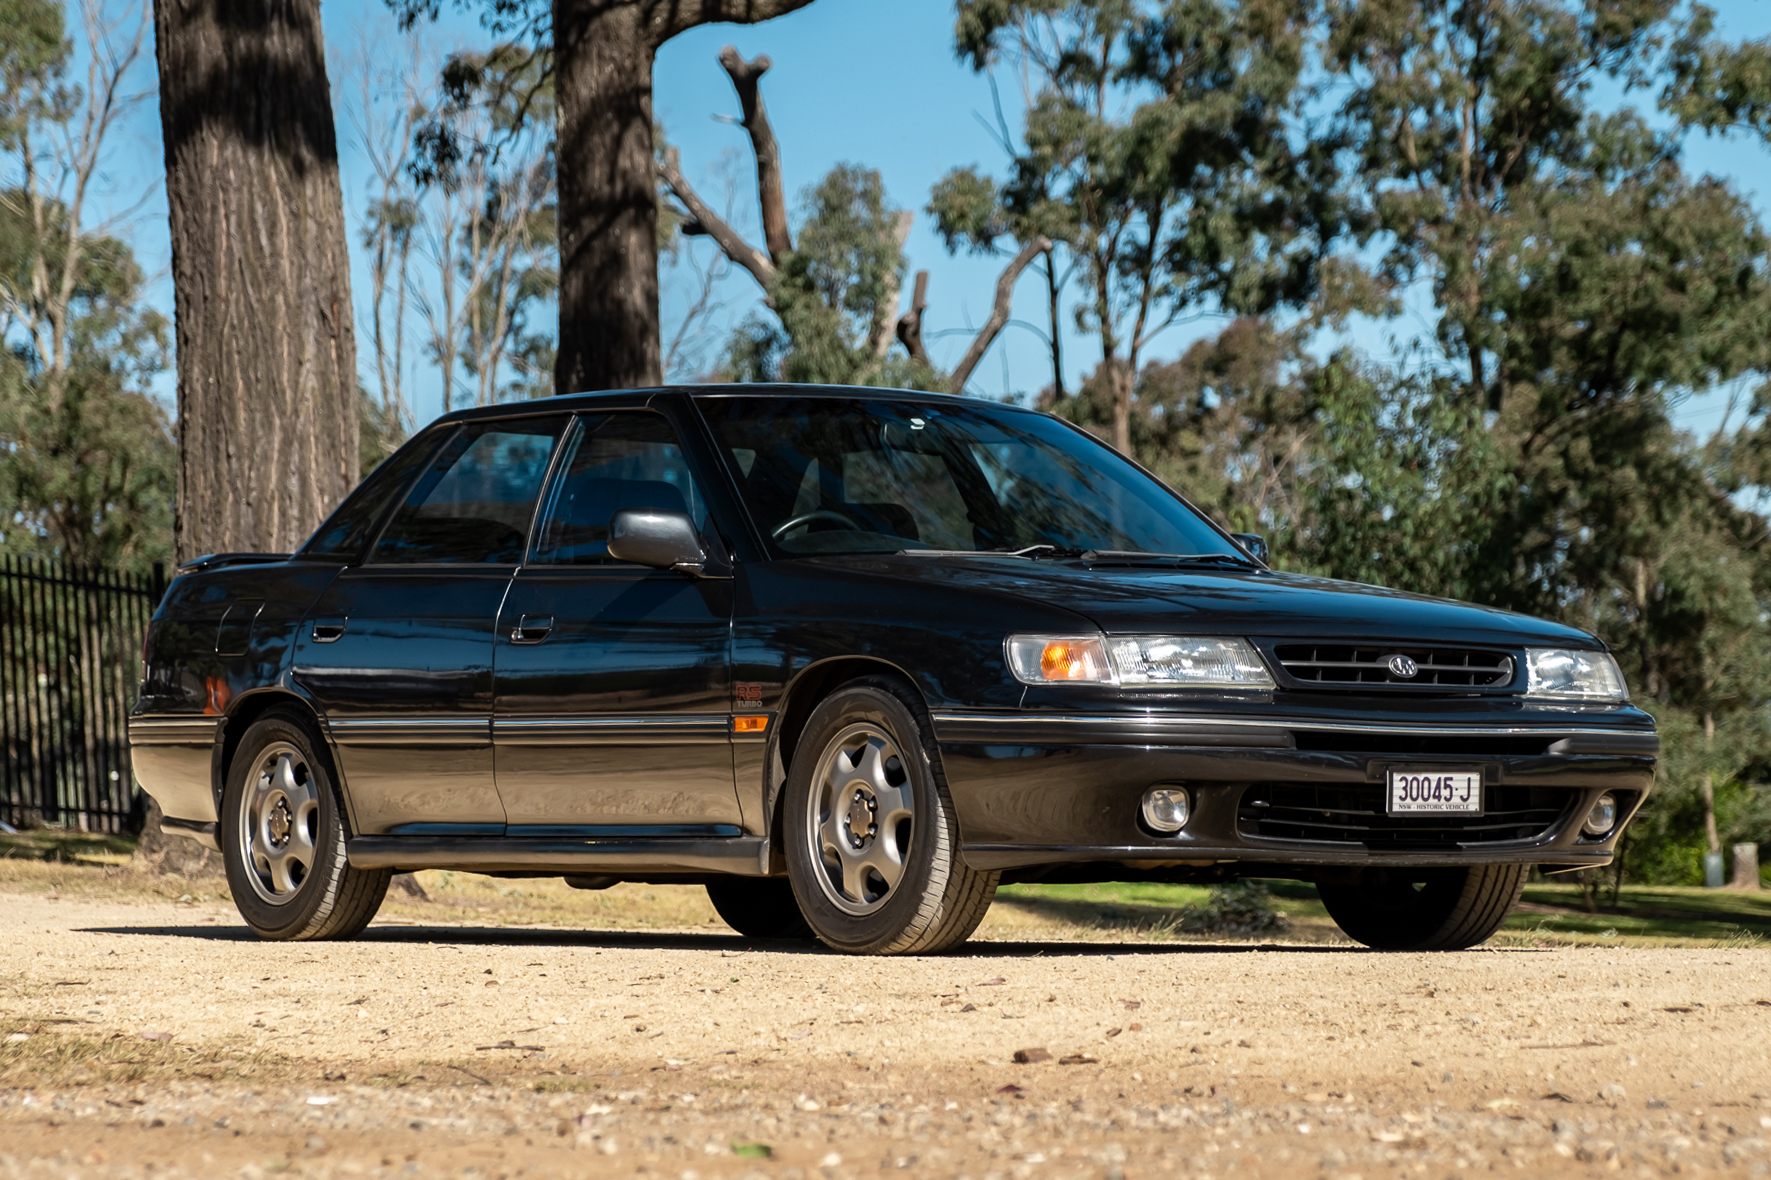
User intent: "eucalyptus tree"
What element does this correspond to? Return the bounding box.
[937,0,1343,452]
[154,0,359,561]
[390,0,820,393]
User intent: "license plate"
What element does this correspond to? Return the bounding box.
[1386,767,1483,814]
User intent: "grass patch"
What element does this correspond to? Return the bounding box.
[1506,881,1771,947]
[7,838,1767,948]
[996,877,1771,948]
[0,829,136,866]
[992,879,1344,943]
[0,1029,292,1088]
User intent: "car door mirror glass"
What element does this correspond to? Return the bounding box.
[1231,533,1269,563]
[606,509,707,572]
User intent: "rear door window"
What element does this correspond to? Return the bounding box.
[372,418,567,564]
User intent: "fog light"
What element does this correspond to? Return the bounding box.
[1142,786,1191,834]
[1582,792,1618,837]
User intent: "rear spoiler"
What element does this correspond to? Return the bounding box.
[175,552,291,575]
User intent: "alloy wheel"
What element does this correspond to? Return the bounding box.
[238,741,319,904]
[806,722,915,915]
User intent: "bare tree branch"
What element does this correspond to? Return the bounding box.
[869,210,913,357]
[646,0,819,47]
[717,45,791,264]
[657,146,777,292]
[948,236,1051,394]
[896,270,930,365]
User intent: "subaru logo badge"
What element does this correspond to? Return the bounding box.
[1387,654,1419,679]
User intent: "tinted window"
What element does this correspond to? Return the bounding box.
[531,412,711,565]
[372,418,565,564]
[300,429,447,561]
[702,396,1235,557]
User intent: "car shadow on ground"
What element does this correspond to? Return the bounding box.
[72,922,1392,955]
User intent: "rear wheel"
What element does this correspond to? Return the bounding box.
[1318,864,1526,950]
[705,877,814,939]
[784,678,998,955]
[220,709,391,940]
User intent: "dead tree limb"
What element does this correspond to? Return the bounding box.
[657,146,777,292]
[947,236,1052,394]
[896,270,930,366]
[718,46,791,265]
[870,211,915,357]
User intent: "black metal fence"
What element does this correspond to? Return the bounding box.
[1,555,164,832]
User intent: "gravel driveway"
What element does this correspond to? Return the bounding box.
[3,889,1769,1179]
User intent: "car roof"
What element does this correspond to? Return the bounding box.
[431,383,1034,426]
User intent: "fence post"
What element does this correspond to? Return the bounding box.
[1732,843,1761,891]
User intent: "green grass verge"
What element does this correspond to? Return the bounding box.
[0,828,136,865]
[997,877,1771,947]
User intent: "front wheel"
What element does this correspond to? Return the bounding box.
[1318,864,1527,950]
[784,678,998,955]
[220,709,391,940]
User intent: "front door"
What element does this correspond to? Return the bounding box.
[492,409,740,833]
[294,415,567,835]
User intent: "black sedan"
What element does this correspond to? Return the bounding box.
[130,385,1656,953]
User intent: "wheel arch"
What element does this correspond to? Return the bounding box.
[761,655,943,872]
[216,689,344,826]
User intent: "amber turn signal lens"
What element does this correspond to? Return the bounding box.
[1005,635,1115,684]
[1041,641,1102,681]
[732,715,769,734]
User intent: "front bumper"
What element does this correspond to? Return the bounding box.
[933,708,1654,875]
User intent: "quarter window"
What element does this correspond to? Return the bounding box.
[300,428,447,561]
[530,412,711,565]
[372,418,566,564]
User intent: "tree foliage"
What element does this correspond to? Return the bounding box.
[0,0,169,572]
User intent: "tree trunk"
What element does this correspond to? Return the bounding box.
[1702,710,1720,854]
[553,0,817,395]
[154,0,358,563]
[553,4,662,394]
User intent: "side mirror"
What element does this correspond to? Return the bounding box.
[607,509,708,573]
[1230,533,1269,564]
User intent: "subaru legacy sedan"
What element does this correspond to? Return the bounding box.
[130,385,1656,954]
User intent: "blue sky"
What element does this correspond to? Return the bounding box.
[87,0,1771,438]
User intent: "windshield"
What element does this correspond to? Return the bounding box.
[699,395,1240,558]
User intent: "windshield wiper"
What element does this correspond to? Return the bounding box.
[893,544,1090,560]
[1078,550,1258,568]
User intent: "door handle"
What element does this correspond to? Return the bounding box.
[511,614,554,643]
[310,619,346,643]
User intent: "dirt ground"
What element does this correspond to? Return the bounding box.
[3,874,1770,1180]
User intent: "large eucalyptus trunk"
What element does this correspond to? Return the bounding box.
[553,4,661,394]
[154,0,358,563]
[551,0,817,395]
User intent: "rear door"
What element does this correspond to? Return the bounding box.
[293,415,567,835]
[491,407,740,833]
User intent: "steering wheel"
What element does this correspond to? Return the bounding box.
[771,508,860,540]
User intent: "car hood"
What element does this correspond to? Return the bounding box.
[820,555,1600,649]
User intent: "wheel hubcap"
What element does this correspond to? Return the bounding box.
[808,723,914,915]
[239,742,319,905]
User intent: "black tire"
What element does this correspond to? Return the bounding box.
[219,708,391,940]
[783,677,998,955]
[1318,864,1527,950]
[705,877,815,939]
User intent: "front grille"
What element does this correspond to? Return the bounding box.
[1273,643,1515,690]
[1237,783,1569,848]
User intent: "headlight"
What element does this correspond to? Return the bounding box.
[1007,634,1273,688]
[1525,649,1628,702]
